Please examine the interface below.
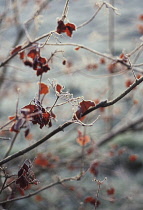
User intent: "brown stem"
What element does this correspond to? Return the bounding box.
[0,76,143,166]
[0,175,78,205]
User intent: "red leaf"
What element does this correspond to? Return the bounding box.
[56,20,66,34]
[129,154,138,162]
[56,20,76,37]
[8,115,16,120]
[107,187,115,195]
[35,195,43,202]
[55,84,64,93]
[65,22,76,37]
[10,45,22,55]
[35,153,49,167]
[89,161,99,176]
[16,159,39,190]
[75,47,80,51]
[75,100,95,119]
[19,51,25,60]
[38,82,49,94]
[24,60,33,67]
[21,103,53,129]
[27,49,38,59]
[76,130,90,146]
[38,56,47,64]
[21,104,37,116]
[84,197,100,207]
[36,64,50,76]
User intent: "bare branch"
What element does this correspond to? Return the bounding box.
[96,114,143,147]
[0,175,78,205]
[0,76,143,166]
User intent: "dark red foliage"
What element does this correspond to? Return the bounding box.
[75,100,95,119]
[34,153,49,167]
[129,154,138,162]
[14,46,50,76]
[27,49,39,59]
[56,20,76,37]
[19,51,25,60]
[16,159,39,190]
[35,153,59,168]
[84,196,100,207]
[24,60,33,67]
[65,23,76,37]
[55,84,64,93]
[107,187,115,195]
[33,57,50,76]
[56,20,66,34]
[89,161,99,176]
[21,102,54,129]
[76,129,90,146]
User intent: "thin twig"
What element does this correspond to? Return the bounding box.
[94,177,107,209]
[0,175,78,205]
[0,31,55,69]
[128,42,143,57]
[38,75,42,101]
[61,0,70,21]
[0,118,16,130]
[77,2,104,29]
[0,76,143,166]
[96,114,143,147]
[4,133,19,159]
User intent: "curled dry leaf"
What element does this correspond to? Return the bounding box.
[16,159,39,190]
[12,46,50,76]
[56,20,76,37]
[21,103,53,129]
[75,100,95,119]
[55,83,64,94]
